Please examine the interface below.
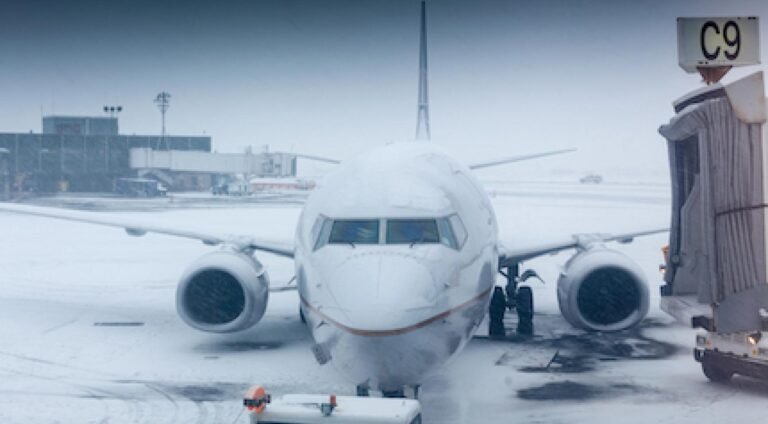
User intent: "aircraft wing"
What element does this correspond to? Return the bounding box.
[0,203,295,259]
[467,149,575,170]
[293,153,341,164]
[498,228,667,267]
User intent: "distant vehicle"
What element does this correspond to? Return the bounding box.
[229,181,252,196]
[579,174,603,184]
[14,174,39,193]
[212,180,251,196]
[115,178,167,197]
[211,183,229,196]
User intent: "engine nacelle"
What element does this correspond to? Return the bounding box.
[176,250,269,333]
[557,246,649,332]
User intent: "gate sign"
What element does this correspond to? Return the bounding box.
[677,17,760,73]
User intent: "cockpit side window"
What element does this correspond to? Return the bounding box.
[437,217,458,249]
[313,216,333,250]
[328,220,380,244]
[386,219,440,244]
[310,215,325,244]
[448,214,468,248]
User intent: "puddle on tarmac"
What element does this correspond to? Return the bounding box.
[494,317,678,375]
[194,341,283,353]
[517,381,654,401]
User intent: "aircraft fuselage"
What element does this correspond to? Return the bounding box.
[294,142,498,391]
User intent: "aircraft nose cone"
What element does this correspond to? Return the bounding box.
[327,253,439,331]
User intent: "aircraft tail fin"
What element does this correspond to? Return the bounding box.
[415,0,431,141]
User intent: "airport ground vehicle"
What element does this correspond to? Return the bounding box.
[243,387,422,424]
[659,72,768,383]
[694,330,768,382]
[212,178,252,196]
[115,177,167,197]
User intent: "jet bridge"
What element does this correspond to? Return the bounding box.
[659,71,768,334]
[129,147,297,177]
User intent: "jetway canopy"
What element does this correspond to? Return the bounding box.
[129,148,296,177]
[659,72,768,333]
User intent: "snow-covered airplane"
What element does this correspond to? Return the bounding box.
[0,1,663,397]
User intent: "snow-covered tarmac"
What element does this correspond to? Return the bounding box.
[2,182,768,423]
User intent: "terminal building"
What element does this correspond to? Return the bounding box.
[0,115,297,196]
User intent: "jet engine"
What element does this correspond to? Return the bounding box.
[176,250,269,333]
[557,246,649,332]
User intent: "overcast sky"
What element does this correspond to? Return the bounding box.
[0,0,766,180]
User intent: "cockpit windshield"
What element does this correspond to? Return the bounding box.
[314,215,467,250]
[328,219,380,244]
[386,219,440,244]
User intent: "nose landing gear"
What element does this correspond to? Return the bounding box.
[381,389,406,398]
[356,385,370,397]
[491,263,536,337]
[356,385,420,399]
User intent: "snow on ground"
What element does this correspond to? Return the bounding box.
[1,182,767,423]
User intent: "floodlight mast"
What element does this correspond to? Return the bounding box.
[103,105,123,118]
[154,92,171,150]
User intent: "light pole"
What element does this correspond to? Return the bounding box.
[37,147,51,193]
[38,148,50,172]
[0,147,9,201]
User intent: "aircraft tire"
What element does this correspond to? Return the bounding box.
[516,286,534,335]
[382,389,406,398]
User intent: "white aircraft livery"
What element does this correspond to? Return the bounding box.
[295,141,499,394]
[0,1,663,397]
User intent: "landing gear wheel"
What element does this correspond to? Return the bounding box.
[356,385,370,397]
[702,356,734,383]
[488,287,507,338]
[382,389,405,398]
[516,286,534,335]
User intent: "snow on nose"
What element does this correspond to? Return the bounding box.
[327,253,439,332]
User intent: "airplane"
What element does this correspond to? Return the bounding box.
[0,1,664,398]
